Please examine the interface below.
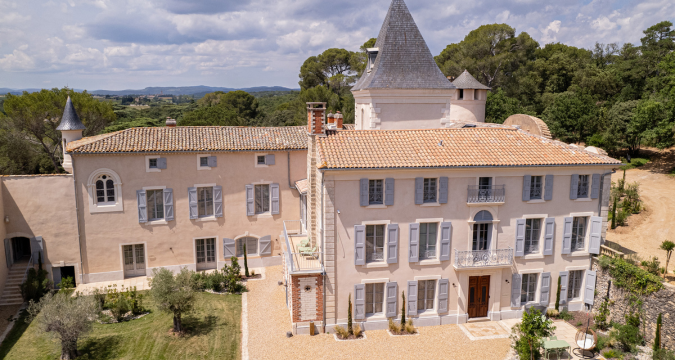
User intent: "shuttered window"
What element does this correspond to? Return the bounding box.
[521,273,538,303]
[366,225,385,263]
[149,158,158,168]
[200,156,209,167]
[254,184,270,214]
[524,219,541,254]
[147,189,164,220]
[197,187,214,217]
[417,280,435,312]
[572,217,587,251]
[577,175,590,198]
[257,155,266,165]
[419,223,438,260]
[530,176,543,200]
[365,283,385,315]
[472,223,489,251]
[568,270,584,300]
[369,180,383,205]
[236,237,258,257]
[423,178,437,203]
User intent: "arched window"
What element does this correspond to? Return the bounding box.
[87,168,123,213]
[472,210,494,251]
[95,174,116,204]
[473,210,493,222]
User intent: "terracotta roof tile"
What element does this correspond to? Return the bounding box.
[316,128,620,169]
[67,126,308,154]
[294,179,309,194]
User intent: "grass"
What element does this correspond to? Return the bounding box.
[0,292,241,360]
[619,157,650,170]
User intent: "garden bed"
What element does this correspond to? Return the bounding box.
[387,329,419,336]
[333,333,367,341]
[97,310,150,324]
[567,311,595,330]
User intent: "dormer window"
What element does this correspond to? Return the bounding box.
[366,48,379,73]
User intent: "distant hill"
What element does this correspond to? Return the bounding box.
[0,86,298,96]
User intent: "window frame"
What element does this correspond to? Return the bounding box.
[365,282,385,316]
[146,188,165,221]
[529,176,543,200]
[577,175,590,198]
[520,273,538,304]
[524,218,542,255]
[571,216,588,252]
[567,270,584,301]
[87,168,124,214]
[236,236,259,258]
[368,179,384,205]
[417,279,436,313]
[145,155,161,173]
[197,154,211,171]
[422,178,438,204]
[365,224,386,263]
[197,186,215,218]
[254,184,271,215]
[254,153,270,168]
[419,222,439,260]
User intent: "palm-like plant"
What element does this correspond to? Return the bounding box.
[660,240,675,278]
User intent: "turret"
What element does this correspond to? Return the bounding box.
[56,96,86,173]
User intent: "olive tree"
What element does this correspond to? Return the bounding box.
[149,267,198,333]
[27,292,100,360]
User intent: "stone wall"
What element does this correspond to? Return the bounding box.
[291,274,323,323]
[591,260,675,349]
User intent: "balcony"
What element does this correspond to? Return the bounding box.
[283,220,323,274]
[453,248,513,269]
[467,185,505,204]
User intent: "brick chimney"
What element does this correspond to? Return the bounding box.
[166,117,176,127]
[327,112,335,125]
[307,102,326,135]
[335,111,343,129]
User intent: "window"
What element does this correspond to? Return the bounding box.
[369,180,383,205]
[524,219,541,254]
[147,189,164,220]
[474,90,479,100]
[521,273,538,303]
[417,280,435,312]
[366,225,385,263]
[197,187,214,217]
[478,177,491,189]
[577,175,589,198]
[148,158,158,169]
[95,175,116,204]
[255,184,270,214]
[257,155,266,165]
[568,270,584,300]
[530,176,543,200]
[473,223,489,251]
[200,156,209,167]
[419,223,438,260]
[236,237,258,257]
[365,283,384,315]
[571,217,587,251]
[423,178,437,203]
[458,89,464,100]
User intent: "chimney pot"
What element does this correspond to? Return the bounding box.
[327,112,335,124]
[335,111,343,129]
[166,117,176,127]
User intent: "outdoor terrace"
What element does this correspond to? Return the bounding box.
[283,220,323,274]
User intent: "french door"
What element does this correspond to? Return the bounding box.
[467,275,490,318]
[123,244,146,278]
[196,238,216,271]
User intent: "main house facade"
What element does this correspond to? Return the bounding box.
[0,0,620,335]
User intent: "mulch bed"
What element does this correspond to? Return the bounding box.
[567,311,595,330]
[243,274,262,281]
[334,333,366,341]
[98,310,150,324]
[387,330,419,336]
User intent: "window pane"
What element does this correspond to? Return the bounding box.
[149,158,157,168]
[236,239,244,257]
[96,180,105,203]
[374,283,384,313]
[366,284,374,314]
[257,156,265,164]
[530,176,542,199]
[200,157,208,166]
[255,185,270,214]
[578,175,589,198]
[247,237,257,255]
[417,281,425,311]
[198,187,213,217]
[106,179,115,202]
[369,179,383,205]
[423,178,437,203]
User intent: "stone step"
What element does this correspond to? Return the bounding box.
[0,300,24,306]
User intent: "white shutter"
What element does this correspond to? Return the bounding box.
[414,177,423,204]
[137,190,147,223]
[265,154,275,165]
[386,282,398,318]
[386,224,399,264]
[384,178,395,206]
[591,174,601,199]
[223,238,236,258]
[522,175,531,201]
[270,183,280,215]
[157,157,167,169]
[544,174,554,201]
[407,281,418,316]
[562,217,573,254]
[589,216,602,254]
[259,235,271,255]
[439,177,448,204]
[213,186,223,218]
[511,273,522,307]
[354,284,366,320]
[359,178,368,206]
[245,185,254,216]
[558,271,569,305]
[163,188,174,221]
[188,187,198,219]
[540,272,551,306]
[438,279,449,313]
[570,174,579,200]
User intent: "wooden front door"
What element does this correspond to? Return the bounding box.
[468,275,490,318]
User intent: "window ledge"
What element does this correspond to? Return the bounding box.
[255,164,269,168]
[145,219,168,225]
[567,251,590,257]
[417,311,438,317]
[146,168,161,173]
[363,262,389,268]
[418,259,441,266]
[420,202,440,207]
[523,254,545,259]
[366,204,387,209]
[575,198,592,202]
[196,216,217,222]
[90,203,124,214]
[527,199,545,203]
[197,166,212,171]
[365,314,387,321]
[252,213,273,219]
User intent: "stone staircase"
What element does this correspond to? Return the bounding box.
[0,261,31,306]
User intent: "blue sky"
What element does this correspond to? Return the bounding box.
[0,0,673,90]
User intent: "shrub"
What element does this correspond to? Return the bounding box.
[609,257,663,295]
[546,309,559,318]
[594,299,611,331]
[601,348,623,359]
[616,210,628,226]
[388,318,400,334]
[643,256,660,276]
[654,349,675,360]
[615,322,642,352]
[347,293,353,335]
[58,276,75,290]
[595,334,611,350]
[333,325,349,339]
[92,287,106,308]
[404,319,417,334]
[222,257,245,293]
[599,255,612,270]
[353,324,363,338]
[510,308,555,360]
[559,308,574,321]
[105,285,131,321]
[20,267,50,302]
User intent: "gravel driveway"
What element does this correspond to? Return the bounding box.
[246,265,511,360]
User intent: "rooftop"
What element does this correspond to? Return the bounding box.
[67,126,308,154]
[56,96,86,131]
[452,70,491,90]
[316,127,621,169]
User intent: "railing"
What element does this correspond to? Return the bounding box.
[21,254,34,284]
[283,220,305,236]
[283,220,323,273]
[600,244,625,258]
[454,248,513,269]
[467,185,505,203]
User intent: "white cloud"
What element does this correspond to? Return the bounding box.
[541,20,561,43]
[0,50,35,71]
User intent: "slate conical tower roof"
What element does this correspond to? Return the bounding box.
[56,96,86,131]
[452,70,491,90]
[352,0,454,91]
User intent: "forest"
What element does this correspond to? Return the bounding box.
[0,21,673,175]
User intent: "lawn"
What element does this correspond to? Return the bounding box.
[0,292,241,360]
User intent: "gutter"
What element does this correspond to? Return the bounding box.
[318,163,622,172]
[71,158,85,285]
[67,148,307,156]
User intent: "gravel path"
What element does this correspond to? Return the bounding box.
[246,265,511,360]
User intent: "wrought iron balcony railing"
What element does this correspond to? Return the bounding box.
[454,248,513,269]
[467,185,505,203]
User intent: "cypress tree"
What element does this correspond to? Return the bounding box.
[401,291,406,326]
[654,313,662,352]
[555,276,561,311]
[611,196,617,229]
[347,293,353,335]
[243,244,250,277]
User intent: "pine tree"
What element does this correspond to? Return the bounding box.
[243,244,250,277]
[347,293,353,335]
[611,196,617,229]
[401,291,406,326]
[555,276,561,311]
[654,313,662,352]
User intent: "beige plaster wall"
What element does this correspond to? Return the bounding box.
[0,180,7,294]
[353,89,454,130]
[1,175,80,270]
[73,150,307,281]
[450,98,486,123]
[326,166,615,324]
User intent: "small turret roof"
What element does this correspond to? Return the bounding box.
[352,0,454,91]
[452,70,491,90]
[56,96,86,131]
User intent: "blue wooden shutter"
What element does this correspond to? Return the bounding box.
[558,271,569,305]
[270,183,280,215]
[386,282,398,318]
[245,185,254,216]
[213,186,223,218]
[562,217,573,254]
[544,175,554,201]
[354,225,366,265]
[540,272,551,306]
[511,273,522,307]
[354,284,366,320]
[570,174,579,200]
[522,175,531,201]
[157,157,167,169]
[591,174,601,199]
[543,217,555,256]
[359,178,368,206]
[589,216,602,254]
[137,190,147,223]
[4,239,12,269]
[223,238,236,259]
[384,178,395,206]
[259,235,271,255]
[386,224,399,264]
[439,177,448,204]
[584,270,597,305]
[414,177,423,204]
[265,154,275,165]
[438,279,449,313]
[408,223,420,263]
[515,219,526,257]
[439,222,452,261]
[163,188,174,221]
[407,281,418,316]
[207,156,217,167]
[188,187,198,219]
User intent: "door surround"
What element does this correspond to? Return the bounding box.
[468,275,490,318]
[456,269,503,320]
[118,241,148,278]
[194,237,218,271]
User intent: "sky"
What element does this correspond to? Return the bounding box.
[0,0,674,90]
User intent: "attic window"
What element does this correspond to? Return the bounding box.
[366,48,379,73]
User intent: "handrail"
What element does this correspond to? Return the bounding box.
[599,244,625,258]
[283,220,323,273]
[467,185,506,203]
[454,248,513,268]
[21,254,34,284]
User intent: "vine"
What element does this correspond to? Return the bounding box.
[607,256,663,296]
